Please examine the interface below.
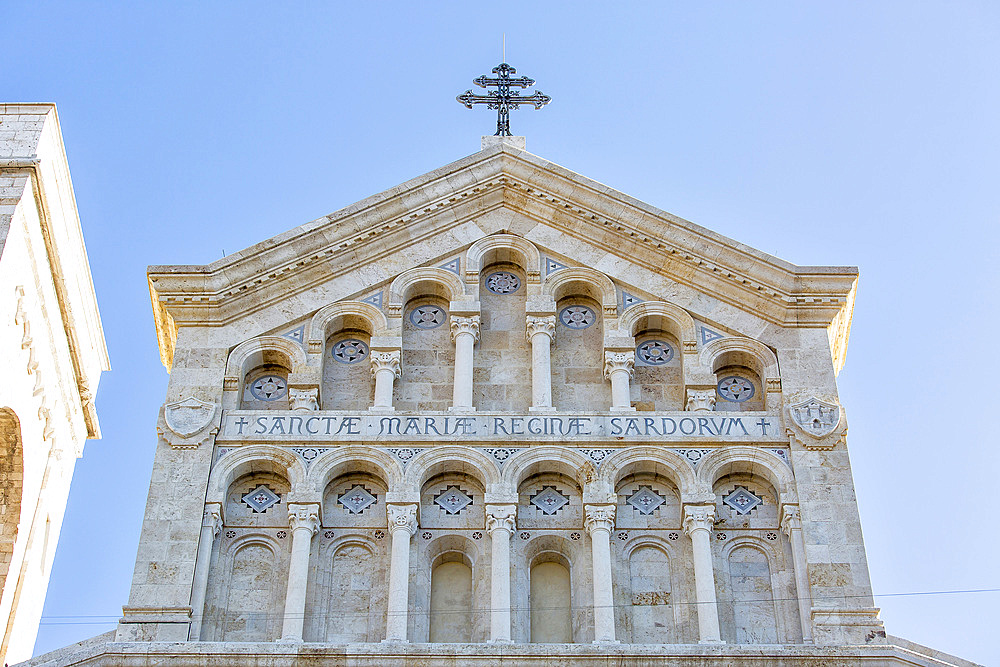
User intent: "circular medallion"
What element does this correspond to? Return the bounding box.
[636,340,674,365]
[717,376,755,402]
[409,305,446,329]
[250,374,287,401]
[332,339,369,364]
[486,271,521,294]
[559,305,596,329]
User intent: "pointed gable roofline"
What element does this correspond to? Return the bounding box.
[148,143,857,371]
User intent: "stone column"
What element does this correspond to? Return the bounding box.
[525,315,556,411]
[781,504,813,643]
[188,503,221,641]
[604,351,635,412]
[450,316,481,411]
[385,503,419,642]
[370,351,401,411]
[683,504,723,644]
[584,504,618,643]
[485,504,517,642]
[280,504,320,641]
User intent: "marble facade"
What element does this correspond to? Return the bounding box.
[20,137,978,666]
[0,104,109,664]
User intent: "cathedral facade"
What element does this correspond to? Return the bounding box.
[24,137,977,665]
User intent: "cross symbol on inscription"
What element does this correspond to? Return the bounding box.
[456,63,551,136]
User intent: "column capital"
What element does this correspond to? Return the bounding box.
[370,350,402,379]
[525,315,556,342]
[387,503,419,536]
[202,503,223,535]
[289,387,319,412]
[780,504,802,536]
[288,504,320,534]
[603,351,635,380]
[682,504,716,535]
[685,388,717,412]
[485,504,517,535]
[450,315,481,342]
[584,504,616,535]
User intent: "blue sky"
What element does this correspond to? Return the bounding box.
[6,3,998,664]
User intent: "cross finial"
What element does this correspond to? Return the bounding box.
[456,63,551,137]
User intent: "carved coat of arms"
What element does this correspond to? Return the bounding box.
[788,397,841,438]
[163,397,217,438]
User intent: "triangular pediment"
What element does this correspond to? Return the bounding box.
[148,143,857,369]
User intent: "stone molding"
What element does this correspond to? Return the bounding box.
[156,397,220,450]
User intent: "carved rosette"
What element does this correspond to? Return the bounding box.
[584,504,616,535]
[288,505,320,534]
[386,503,419,536]
[450,315,481,342]
[485,504,517,535]
[682,505,716,535]
[157,396,220,449]
[288,388,319,412]
[370,351,402,378]
[603,351,635,380]
[780,504,802,537]
[685,389,717,412]
[525,315,556,342]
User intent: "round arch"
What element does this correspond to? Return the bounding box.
[619,301,697,351]
[541,267,617,317]
[387,267,467,312]
[307,301,389,350]
[696,446,796,504]
[501,446,591,492]
[700,336,779,380]
[599,446,699,497]
[225,533,281,558]
[207,445,307,503]
[307,445,403,495]
[225,335,308,382]
[403,446,500,493]
[465,234,541,279]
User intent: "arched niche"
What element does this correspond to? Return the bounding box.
[225,336,308,410]
[551,294,606,411]
[541,267,618,322]
[619,301,697,351]
[501,446,590,493]
[476,260,530,411]
[696,447,796,506]
[307,300,389,352]
[207,446,306,504]
[420,471,485,531]
[465,234,541,286]
[620,538,677,643]
[307,446,403,498]
[387,267,467,319]
[700,337,780,411]
[402,446,500,496]
[307,535,388,643]
[421,536,483,643]
[203,535,287,642]
[599,447,699,500]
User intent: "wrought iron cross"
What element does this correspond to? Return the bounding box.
[456,63,551,136]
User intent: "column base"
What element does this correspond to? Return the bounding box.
[380,638,410,644]
[698,638,725,644]
[528,406,557,412]
[276,637,303,644]
[593,639,621,645]
[368,406,396,412]
[448,406,477,413]
[487,638,514,644]
[610,406,636,413]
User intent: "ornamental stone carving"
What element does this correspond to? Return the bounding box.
[603,351,635,379]
[450,315,481,342]
[788,397,841,438]
[682,505,716,535]
[780,504,802,537]
[288,506,320,534]
[386,503,419,536]
[370,351,402,378]
[485,504,517,534]
[288,388,319,412]
[686,389,717,412]
[525,315,556,342]
[584,504,616,534]
[202,505,222,536]
[157,397,220,449]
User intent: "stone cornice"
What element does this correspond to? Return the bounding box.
[148,144,857,369]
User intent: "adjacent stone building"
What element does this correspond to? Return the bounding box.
[0,104,109,665]
[23,136,977,665]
